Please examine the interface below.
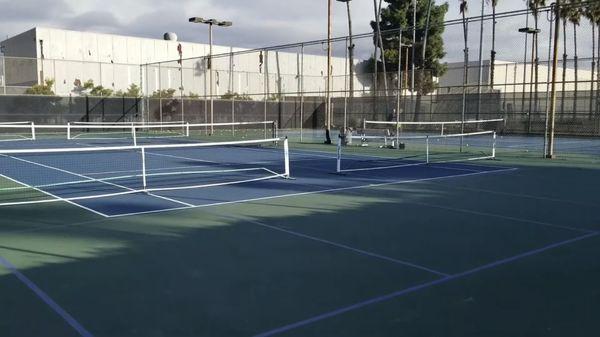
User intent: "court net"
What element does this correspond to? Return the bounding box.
[0,138,289,207]
[0,121,277,145]
[337,131,496,173]
[0,122,36,142]
[362,119,504,137]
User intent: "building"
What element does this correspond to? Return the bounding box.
[438,60,595,94]
[0,27,369,97]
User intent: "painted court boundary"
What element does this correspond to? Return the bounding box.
[106,167,519,218]
[211,211,450,277]
[0,255,94,337]
[253,231,600,337]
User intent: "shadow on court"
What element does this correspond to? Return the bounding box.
[0,161,599,337]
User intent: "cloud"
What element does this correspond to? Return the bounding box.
[0,0,72,21]
[0,0,596,65]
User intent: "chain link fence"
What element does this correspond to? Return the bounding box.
[0,2,598,162]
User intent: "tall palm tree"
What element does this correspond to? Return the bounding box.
[487,0,498,88]
[594,2,600,116]
[584,1,597,118]
[567,0,583,118]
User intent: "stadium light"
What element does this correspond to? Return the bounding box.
[336,0,355,100]
[189,17,233,134]
[518,27,541,133]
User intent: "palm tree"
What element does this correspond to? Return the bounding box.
[487,0,498,88]
[585,1,600,117]
[567,0,583,118]
[584,1,597,118]
[592,2,600,116]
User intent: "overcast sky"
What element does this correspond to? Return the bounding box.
[0,0,595,63]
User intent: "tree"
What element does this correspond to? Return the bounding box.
[583,1,599,118]
[221,91,253,101]
[374,0,449,120]
[151,89,176,98]
[25,79,55,96]
[585,1,600,116]
[114,84,141,98]
[81,79,113,97]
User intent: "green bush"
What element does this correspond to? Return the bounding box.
[25,79,55,96]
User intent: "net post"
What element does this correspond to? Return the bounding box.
[67,122,71,140]
[30,122,36,141]
[396,122,400,149]
[131,123,137,146]
[336,134,342,173]
[441,122,445,136]
[141,147,147,190]
[284,137,290,178]
[186,122,190,137]
[426,135,430,164]
[492,131,497,159]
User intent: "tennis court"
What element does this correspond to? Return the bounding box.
[1,122,599,337]
[0,114,595,337]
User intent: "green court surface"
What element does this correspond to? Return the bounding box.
[1,147,599,337]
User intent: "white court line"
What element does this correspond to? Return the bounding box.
[210,210,450,277]
[106,167,518,218]
[0,170,109,218]
[1,155,188,216]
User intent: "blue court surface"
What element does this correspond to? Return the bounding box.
[3,135,600,337]
[0,138,514,217]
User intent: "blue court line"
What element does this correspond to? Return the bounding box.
[253,231,599,337]
[0,255,94,337]
[212,211,449,277]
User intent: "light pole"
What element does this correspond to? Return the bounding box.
[519,27,540,133]
[189,17,232,134]
[325,0,333,144]
[336,0,354,99]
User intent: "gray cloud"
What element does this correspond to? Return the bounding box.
[0,0,597,65]
[0,0,72,21]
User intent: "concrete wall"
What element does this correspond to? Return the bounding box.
[438,60,595,93]
[1,27,370,96]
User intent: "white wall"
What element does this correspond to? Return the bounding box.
[438,60,595,93]
[1,27,370,96]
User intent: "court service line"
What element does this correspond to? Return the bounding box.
[4,155,185,214]
[423,182,600,208]
[0,169,109,218]
[106,167,518,218]
[253,231,599,337]
[0,255,94,337]
[211,211,449,277]
[404,200,593,234]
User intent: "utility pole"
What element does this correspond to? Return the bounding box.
[547,1,561,158]
[189,17,233,134]
[476,0,485,120]
[326,0,333,144]
[410,0,417,120]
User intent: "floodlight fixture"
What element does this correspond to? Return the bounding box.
[518,27,541,34]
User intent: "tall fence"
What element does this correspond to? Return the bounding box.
[0,2,599,161]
